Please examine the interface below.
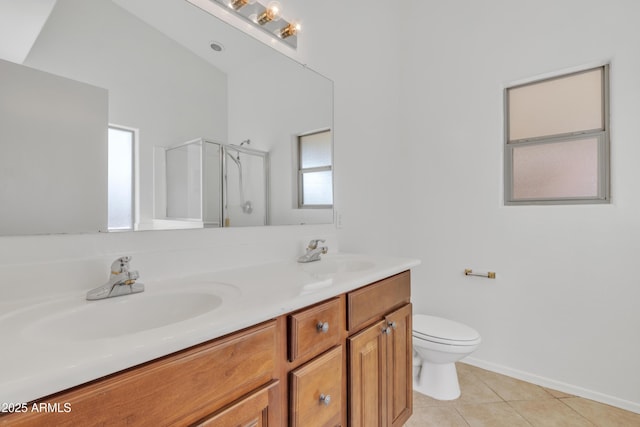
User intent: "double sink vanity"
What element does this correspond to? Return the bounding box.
[0,252,419,426]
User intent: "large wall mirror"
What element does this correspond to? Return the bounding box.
[0,0,333,236]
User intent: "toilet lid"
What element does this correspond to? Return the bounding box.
[413,314,480,343]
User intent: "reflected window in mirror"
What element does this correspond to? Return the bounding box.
[298,129,333,208]
[108,126,135,231]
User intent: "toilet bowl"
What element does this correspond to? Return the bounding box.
[412,314,481,400]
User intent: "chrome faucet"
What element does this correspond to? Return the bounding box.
[86,256,144,300]
[298,239,328,263]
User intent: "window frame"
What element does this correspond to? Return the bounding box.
[297,128,333,209]
[504,65,610,205]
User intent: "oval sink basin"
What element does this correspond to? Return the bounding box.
[17,284,237,342]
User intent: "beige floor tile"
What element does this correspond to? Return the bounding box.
[457,362,494,378]
[456,374,505,405]
[509,399,595,426]
[413,374,502,408]
[404,406,469,427]
[560,397,640,427]
[414,389,453,408]
[413,364,503,408]
[457,402,532,427]
[473,369,555,401]
[410,364,637,427]
[543,387,575,398]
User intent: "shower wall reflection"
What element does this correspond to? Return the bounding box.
[162,139,268,228]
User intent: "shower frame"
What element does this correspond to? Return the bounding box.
[221,140,270,227]
[165,138,270,227]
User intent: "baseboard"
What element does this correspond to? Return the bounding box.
[463,357,640,415]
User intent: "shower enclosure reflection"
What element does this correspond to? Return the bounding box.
[161,139,269,228]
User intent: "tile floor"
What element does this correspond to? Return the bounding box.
[405,363,640,426]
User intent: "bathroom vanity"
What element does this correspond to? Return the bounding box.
[0,254,418,426]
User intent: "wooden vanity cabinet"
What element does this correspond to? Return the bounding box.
[194,380,280,427]
[286,297,347,427]
[2,270,414,427]
[347,271,413,427]
[1,321,281,427]
[289,346,343,427]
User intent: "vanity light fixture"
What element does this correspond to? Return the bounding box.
[210,0,300,48]
[228,0,255,10]
[255,1,281,25]
[278,22,301,39]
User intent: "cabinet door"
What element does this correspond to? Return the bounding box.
[386,303,413,427]
[196,380,279,427]
[290,346,343,427]
[348,320,388,427]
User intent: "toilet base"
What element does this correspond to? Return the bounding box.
[413,361,461,400]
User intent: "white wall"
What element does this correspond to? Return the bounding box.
[24,0,228,227]
[400,0,640,411]
[227,53,333,226]
[276,0,409,253]
[0,0,56,64]
[0,58,108,235]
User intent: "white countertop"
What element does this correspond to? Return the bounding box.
[0,253,419,405]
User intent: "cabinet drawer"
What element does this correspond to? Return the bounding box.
[290,346,343,427]
[288,298,342,362]
[2,321,277,427]
[195,380,279,427]
[347,271,410,332]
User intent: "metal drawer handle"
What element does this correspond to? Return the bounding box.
[319,393,331,406]
[316,321,330,333]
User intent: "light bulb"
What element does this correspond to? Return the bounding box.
[228,0,255,10]
[278,22,301,39]
[256,1,281,25]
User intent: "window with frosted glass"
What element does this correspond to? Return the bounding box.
[298,130,333,207]
[108,127,134,230]
[505,66,609,204]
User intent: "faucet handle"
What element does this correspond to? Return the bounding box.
[124,269,140,284]
[110,256,132,275]
[308,239,326,250]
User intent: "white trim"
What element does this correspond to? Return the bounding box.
[463,357,640,415]
[502,59,612,90]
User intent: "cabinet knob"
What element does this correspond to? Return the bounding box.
[382,327,391,335]
[319,394,331,406]
[316,322,330,333]
[388,320,397,330]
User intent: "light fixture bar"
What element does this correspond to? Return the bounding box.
[211,0,299,48]
[228,0,253,10]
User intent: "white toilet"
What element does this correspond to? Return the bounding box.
[412,314,481,400]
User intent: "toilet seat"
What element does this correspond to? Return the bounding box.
[413,314,481,346]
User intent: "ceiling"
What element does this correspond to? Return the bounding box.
[1,0,283,75]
